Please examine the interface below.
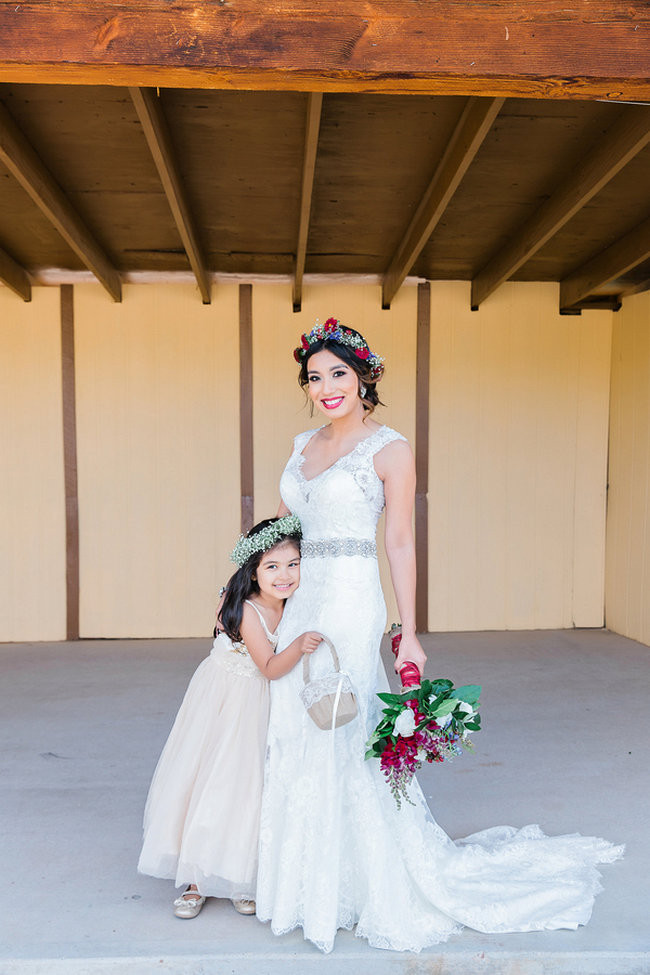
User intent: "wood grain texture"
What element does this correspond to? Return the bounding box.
[293,92,322,312]
[382,97,503,308]
[0,98,122,300]
[560,214,650,309]
[0,2,649,100]
[0,244,31,299]
[60,284,79,640]
[472,105,650,308]
[239,283,254,534]
[415,281,430,633]
[129,87,211,303]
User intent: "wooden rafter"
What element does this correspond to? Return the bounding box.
[0,100,121,301]
[560,214,650,310]
[382,96,503,309]
[619,276,650,299]
[129,87,211,304]
[0,244,31,300]
[0,3,649,101]
[471,105,650,309]
[293,92,323,313]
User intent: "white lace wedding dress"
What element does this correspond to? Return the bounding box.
[256,424,623,953]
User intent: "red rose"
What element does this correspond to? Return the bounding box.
[355,347,370,360]
[324,317,338,328]
[293,348,302,363]
[301,335,310,350]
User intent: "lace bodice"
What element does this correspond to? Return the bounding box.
[211,599,277,680]
[280,424,407,540]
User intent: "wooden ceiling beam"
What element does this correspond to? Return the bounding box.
[382,96,503,309]
[560,214,650,311]
[0,245,31,300]
[618,277,650,299]
[472,106,650,309]
[0,2,650,102]
[129,87,211,304]
[0,100,121,301]
[293,92,323,313]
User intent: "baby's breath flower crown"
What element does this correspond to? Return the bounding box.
[230,514,302,567]
[293,318,385,383]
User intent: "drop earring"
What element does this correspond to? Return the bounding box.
[359,383,367,398]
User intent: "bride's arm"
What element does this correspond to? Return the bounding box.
[376,440,427,676]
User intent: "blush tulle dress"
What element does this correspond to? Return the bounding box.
[138,600,275,899]
[255,424,624,953]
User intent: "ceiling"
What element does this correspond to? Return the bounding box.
[1,83,649,311]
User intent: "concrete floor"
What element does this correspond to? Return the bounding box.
[1,629,648,975]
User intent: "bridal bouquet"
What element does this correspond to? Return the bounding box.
[365,625,482,808]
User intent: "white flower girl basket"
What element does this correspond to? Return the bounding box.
[300,635,358,731]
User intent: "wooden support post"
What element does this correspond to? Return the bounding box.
[239,283,254,534]
[61,284,79,640]
[415,281,430,633]
[293,92,323,313]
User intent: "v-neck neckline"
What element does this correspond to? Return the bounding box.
[296,425,385,484]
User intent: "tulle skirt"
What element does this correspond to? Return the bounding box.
[138,634,270,898]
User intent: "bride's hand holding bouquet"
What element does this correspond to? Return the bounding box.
[393,628,427,680]
[366,625,482,808]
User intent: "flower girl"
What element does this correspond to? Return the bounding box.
[138,515,322,919]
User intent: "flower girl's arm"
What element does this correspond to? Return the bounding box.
[376,439,427,676]
[240,607,321,680]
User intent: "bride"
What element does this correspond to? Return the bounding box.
[255,317,623,953]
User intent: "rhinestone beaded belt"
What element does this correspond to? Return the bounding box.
[300,538,377,559]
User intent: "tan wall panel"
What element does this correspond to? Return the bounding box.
[0,288,66,640]
[1,279,618,640]
[251,283,417,626]
[428,282,612,631]
[606,291,650,645]
[74,283,240,637]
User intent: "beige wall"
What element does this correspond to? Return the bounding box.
[0,279,622,640]
[606,291,650,645]
[0,288,66,641]
[74,284,240,637]
[428,282,612,631]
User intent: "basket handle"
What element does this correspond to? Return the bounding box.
[302,634,340,684]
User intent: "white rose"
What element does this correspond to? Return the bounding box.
[437,713,453,728]
[457,702,475,719]
[393,708,416,738]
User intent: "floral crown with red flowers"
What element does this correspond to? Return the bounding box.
[293,318,385,382]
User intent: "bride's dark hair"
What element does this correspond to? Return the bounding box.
[217,518,301,642]
[297,328,385,417]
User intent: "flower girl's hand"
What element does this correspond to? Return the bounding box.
[394,631,426,676]
[297,632,324,655]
